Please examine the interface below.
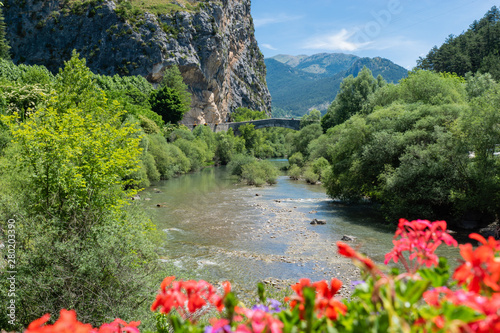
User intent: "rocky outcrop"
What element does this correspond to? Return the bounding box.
[3,0,271,124]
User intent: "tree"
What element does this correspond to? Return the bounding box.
[321,67,382,131]
[0,52,159,328]
[231,107,268,122]
[150,85,189,124]
[160,65,191,112]
[149,65,191,124]
[0,4,10,60]
[300,109,321,128]
[417,6,500,81]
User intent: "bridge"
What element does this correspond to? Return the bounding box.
[185,118,301,135]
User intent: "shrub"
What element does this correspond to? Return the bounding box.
[303,166,319,184]
[288,164,301,180]
[288,152,304,167]
[227,153,256,177]
[241,160,278,186]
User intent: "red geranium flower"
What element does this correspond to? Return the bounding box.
[384,219,457,273]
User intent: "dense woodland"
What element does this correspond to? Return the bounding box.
[417,6,500,80]
[0,4,500,332]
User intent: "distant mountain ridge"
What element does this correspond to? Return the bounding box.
[266,53,408,117]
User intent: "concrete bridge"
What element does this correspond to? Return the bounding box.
[185,118,301,135]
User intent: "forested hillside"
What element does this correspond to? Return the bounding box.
[266,53,408,117]
[417,6,500,80]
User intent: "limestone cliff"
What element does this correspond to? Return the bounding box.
[3,0,271,124]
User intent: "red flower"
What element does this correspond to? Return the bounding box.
[25,310,94,333]
[286,278,347,321]
[453,234,500,293]
[151,276,231,319]
[337,242,378,274]
[25,310,140,333]
[384,219,457,273]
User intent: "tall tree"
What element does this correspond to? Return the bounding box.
[417,6,500,80]
[150,65,191,124]
[0,3,10,59]
[321,66,383,131]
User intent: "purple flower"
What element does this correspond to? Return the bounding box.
[268,299,282,313]
[251,299,282,314]
[351,280,365,289]
[251,304,269,312]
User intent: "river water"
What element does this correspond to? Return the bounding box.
[140,163,463,295]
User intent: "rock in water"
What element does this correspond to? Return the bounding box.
[3,0,271,124]
[310,218,326,225]
[341,235,357,242]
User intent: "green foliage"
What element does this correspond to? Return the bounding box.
[0,59,55,85]
[397,70,466,105]
[417,6,500,80]
[160,65,191,111]
[239,123,260,153]
[320,68,500,222]
[214,130,236,165]
[321,66,384,131]
[288,164,302,180]
[0,81,50,120]
[311,157,329,180]
[0,52,160,329]
[288,152,304,167]
[173,138,213,171]
[230,107,268,122]
[149,65,191,125]
[300,109,321,128]
[0,6,10,60]
[290,123,323,157]
[240,160,279,186]
[227,153,256,177]
[94,73,163,127]
[150,85,189,124]
[303,166,319,184]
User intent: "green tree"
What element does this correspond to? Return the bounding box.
[231,107,268,122]
[150,65,191,124]
[0,53,159,328]
[417,6,500,80]
[150,85,189,124]
[160,65,191,109]
[300,109,321,128]
[0,4,10,60]
[321,67,383,131]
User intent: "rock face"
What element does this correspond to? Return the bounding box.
[2,0,271,124]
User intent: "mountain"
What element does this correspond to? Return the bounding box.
[266,53,408,117]
[2,0,271,124]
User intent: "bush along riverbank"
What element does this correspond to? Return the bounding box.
[25,219,500,332]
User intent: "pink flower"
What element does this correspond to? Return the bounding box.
[236,308,283,333]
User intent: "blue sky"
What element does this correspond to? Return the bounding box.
[251,0,497,69]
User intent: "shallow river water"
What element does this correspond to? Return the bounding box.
[140,163,462,295]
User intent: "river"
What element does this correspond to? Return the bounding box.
[139,163,463,296]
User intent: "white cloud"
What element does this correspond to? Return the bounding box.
[253,14,302,28]
[261,43,277,51]
[303,29,372,52]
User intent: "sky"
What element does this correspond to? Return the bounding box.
[251,0,497,69]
